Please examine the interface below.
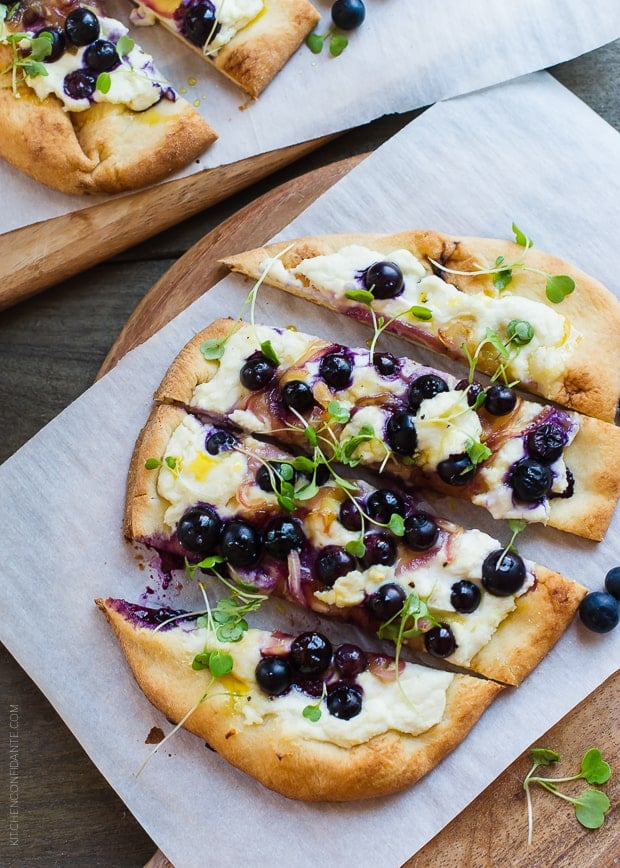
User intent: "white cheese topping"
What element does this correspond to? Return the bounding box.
[205,0,264,53]
[415,390,483,471]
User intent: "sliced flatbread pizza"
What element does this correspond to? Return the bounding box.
[221,231,620,422]
[97,596,502,801]
[152,319,620,541]
[124,404,587,687]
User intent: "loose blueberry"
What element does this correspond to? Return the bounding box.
[63,69,96,100]
[240,352,276,390]
[372,352,399,377]
[255,656,292,695]
[38,26,66,63]
[220,520,261,568]
[437,453,476,486]
[403,512,439,551]
[450,580,481,613]
[578,591,619,633]
[315,546,356,586]
[83,39,119,72]
[510,458,553,502]
[326,682,363,719]
[65,7,100,46]
[366,489,405,524]
[290,631,333,675]
[256,461,296,494]
[485,384,517,416]
[334,644,367,677]
[526,423,567,464]
[263,517,305,560]
[361,532,397,568]
[177,505,220,555]
[319,350,353,389]
[338,499,363,531]
[183,1,221,47]
[281,379,314,413]
[481,550,526,596]
[365,582,406,620]
[455,379,485,407]
[386,411,417,456]
[362,260,403,298]
[605,566,620,601]
[408,374,449,412]
[424,624,457,658]
[205,429,236,455]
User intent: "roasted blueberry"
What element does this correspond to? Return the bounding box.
[240,352,276,390]
[256,461,296,494]
[386,411,417,456]
[205,429,236,455]
[65,7,100,46]
[526,423,567,464]
[481,550,526,596]
[408,374,449,411]
[485,384,517,416]
[372,352,399,377]
[510,458,553,502]
[424,624,457,658]
[366,488,405,524]
[455,379,485,407]
[437,453,476,486]
[605,566,620,601]
[255,656,292,695]
[365,582,406,620]
[290,631,332,675]
[84,39,119,72]
[319,350,353,389]
[38,26,66,63]
[338,498,363,531]
[63,69,96,100]
[334,644,367,677]
[578,591,619,633]
[361,532,397,567]
[315,546,356,586]
[450,580,481,613]
[281,379,314,413]
[177,505,220,555]
[183,0,221,47]
[362,259,403,298]
[326,682,363,719]
[220,520,261,568]
[403,512,439,550]
[263,517,305,560]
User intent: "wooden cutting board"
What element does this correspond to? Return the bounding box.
[101,159,619,867]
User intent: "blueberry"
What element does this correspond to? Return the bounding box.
[177,506,221,555]
[319,350,353,389]
[315,546,356,586]
[83,39,120,72]
[605,566,620,601]
[510,458,553,502]
[334,644,367,677]
[255,656,292,695]
[362,260,403,298]
[63,69,96,100]
[365,582,406,620]
[408,374,449,412]
[386,411,417,456]
[578,591,619,633]
[263,517,305,560]
[526,423,567,464]
[331,0,366,31]
[183,1,221,47]
[326,682,363,719]
[338,499,362,531]
[281,379,314,413]
[205,429,237,455]
[240,352,276,390]
[372,352,399,377]
[256,461,296,494]
[485,384,517,416]
[220,520,261,568]
[424,624,457,658]
[290,631,332,675]
[481,550,526,596]
[366,489,405,524]
[450,580,481,613]
[455,379,485,407]
[361,532,397,568]
[437,453,476,486]
[65,7,100,46]
[38,26,66,63]
[403,512,439,551]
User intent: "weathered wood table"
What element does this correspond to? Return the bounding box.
[1,42,618,866]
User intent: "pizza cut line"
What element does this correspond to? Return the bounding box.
[221,231,620,422]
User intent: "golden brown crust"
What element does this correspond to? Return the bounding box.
[221,232,620,421]
[0,52,216,194]
[96,597,503,801]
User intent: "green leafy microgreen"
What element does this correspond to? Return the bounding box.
[29,31,53,61]
[327,400,351,424]
[345,288,375,305]
[292,456,316,475]
[144,457,162,470]
[545,274,575,304]
[260,339,280,366]
[208,650,234,677]
[466,439,492,467]
[116,34,135,56]
[20,59,47,77]
[165,455,179,469]
[191,651,212,671]
[305,31,324,53]
[484,327,511,359]
[507,319,535,346]
[304,426,318,448]
[523,746,612,843]
[387,513,405,536]
[185,553,226,579]
[377,593,439,645]
[294,479,319,502]
[96,71,111,94]
[408,305,433,321]
[492,268,513,291]
[345,538,366,558]
[302,704,322,722]
[512,222,533,248]
[329,33,348,56]
[200,337,227,360]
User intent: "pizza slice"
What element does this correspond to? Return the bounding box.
[129,0,321,98]
[124,403,587,687]
[96,596,502,801]
[152,319,620,541]
[0,1,216,193]
[221,231,620,422]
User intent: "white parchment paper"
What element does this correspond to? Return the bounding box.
[2,0,619,234]
[1,72,619,867]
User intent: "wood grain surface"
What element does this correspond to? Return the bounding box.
[101,157,619,868]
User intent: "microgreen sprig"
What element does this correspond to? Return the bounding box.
[302,683,327,722]
[306,28,348,57]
